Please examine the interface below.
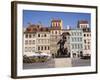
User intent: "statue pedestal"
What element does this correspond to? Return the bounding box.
[54,58,72,67]
[55,55,70,58]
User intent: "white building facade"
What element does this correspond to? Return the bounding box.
[70,29,83,58]
[23,32,36,55]
[77,20,91,57]
[83,29,91,56]
[36,31,50,54]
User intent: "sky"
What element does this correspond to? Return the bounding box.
[23,10,91,29]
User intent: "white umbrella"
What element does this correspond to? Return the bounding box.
[40,53,51,57]
[25,53,34,57]
[25,53,40,57]
[32,53,40,57]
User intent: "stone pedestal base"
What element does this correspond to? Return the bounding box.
[54,58,72,67]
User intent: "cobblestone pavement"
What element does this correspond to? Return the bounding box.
[72,58,91,67]
[23,58,90,69]
[54,58,72,67]
[23,59,55,69]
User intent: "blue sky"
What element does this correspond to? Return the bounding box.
[23,10,91,29]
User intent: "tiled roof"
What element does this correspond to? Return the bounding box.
[78,20,88,24]
[50,26,61,30]
[52,19,62,22]
[83,28,91,32]
[25,24,50,32]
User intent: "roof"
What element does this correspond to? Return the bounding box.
[50,26,61,30]
[83,28,91,32]
[51,19,62,22]
[78,20,88,24]
[25,24,50,32]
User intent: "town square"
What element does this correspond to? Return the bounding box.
[23,10,91,69]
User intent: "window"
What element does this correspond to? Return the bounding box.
[25,34,28,38]
[41,34,44,37]
[29,40,31,45]
[29,47,31,52]
[33,34,35,37]
[45,46,46,50]
[38,34,40,37]
[25,40,28,45]
[71,32,73,36]
[41,46,43,50]
[33,40,35,44]
[29,34,31,38]
[32,47,35,52]
[74,32,76,36]
[78,44,80,48]
[80,44,83,49]
[87,34,89,37]
[74,38,76,41]
[76,38,78,42]
[25,47,27,52]
[38,46,40,50]
[84,34,86,37]
[88,42,90,44]
[80,32,82,36]
[55,31,57,34]
[80,38,82,41]
[48,46,50,50]
[68,36,70,39]
[84,40,86,43]
[44,34,46,37]
[77,38,79,42]
[88,39,90,44]
[72,38,74,42]
[75,44,77,49]
[72,44,74,49]
[85,45,87,50]
[88,45,90,49]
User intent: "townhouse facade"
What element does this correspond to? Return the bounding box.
[50,20,62,56]
[36,31,50,54]
[83,28,91,56]
[23,24,50,56]
[77,20,91,56]
[24,32,36,55]
[70,29,83,58]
